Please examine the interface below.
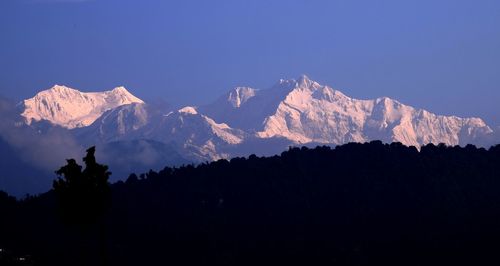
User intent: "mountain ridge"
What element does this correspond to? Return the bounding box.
[21,85,144,129]
[202,75,493,147]
[1,76,498,195]
[20,76,495,152]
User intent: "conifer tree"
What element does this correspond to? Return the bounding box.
[53,147,111,224]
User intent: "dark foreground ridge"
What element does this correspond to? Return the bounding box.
[1,141,500,265]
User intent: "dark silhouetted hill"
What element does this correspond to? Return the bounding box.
[1,141,500,265]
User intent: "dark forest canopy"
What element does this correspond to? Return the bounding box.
[1,141,500,265]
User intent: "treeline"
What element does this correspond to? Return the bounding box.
[1,141,500,265]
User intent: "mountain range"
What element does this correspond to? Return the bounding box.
[1,75,498,196]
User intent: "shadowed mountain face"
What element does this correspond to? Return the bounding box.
[0,76,499,195]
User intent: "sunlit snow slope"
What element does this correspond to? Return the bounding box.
[202,75,493,147]
[21,85,144,129]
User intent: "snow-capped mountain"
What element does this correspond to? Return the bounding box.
[74,103,150,144]
[5,76,499,195]
[74,103,247,161]
[139,106,246,161]
[18,76,498,163]
[202,75,493,147]
[21,85,144,129]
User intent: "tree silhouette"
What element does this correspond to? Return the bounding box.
[2,142,500,265]
[53,147,111,224]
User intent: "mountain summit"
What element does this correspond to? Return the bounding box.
[21,85,144,129]
[5,76,499,195]
[19,76,497,161]
[202,76,493,147]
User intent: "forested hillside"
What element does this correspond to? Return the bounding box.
[1,141,500,265]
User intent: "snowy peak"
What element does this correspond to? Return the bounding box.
[73,102,150,146]
[19,76,497,164]
[255,77,493,147]
[273,75,321,91]
[201,75,493,147]
[106,86,144,104]
[49,84,77,93]
[132,106,246,161]
[297,74,315,88]
[21,85,144,129]
[178,106,198,115]
[173,106,244,145]
[227,87,257,108]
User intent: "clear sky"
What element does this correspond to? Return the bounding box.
[1,0,499,125]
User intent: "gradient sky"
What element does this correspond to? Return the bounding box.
[1,0,499,125]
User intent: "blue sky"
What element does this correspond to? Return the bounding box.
[1,0,499,125]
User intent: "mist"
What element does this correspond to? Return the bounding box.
[0,97,84,196]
